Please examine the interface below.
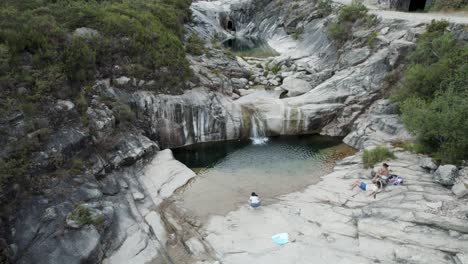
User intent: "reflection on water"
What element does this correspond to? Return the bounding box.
[222,37,279,58]
[171,135,355,220]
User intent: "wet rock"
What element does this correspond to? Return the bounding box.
[133,88,243,148]
[433,165,459,187]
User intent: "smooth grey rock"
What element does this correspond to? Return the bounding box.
[132,191,145,201]
[280,77,312,97]
[140,149,196,205]
[78,187,103,201]
[73,27,100,39]
[339,47,370,67]
[433,165,459,186]
[238,88,255,96]
[107,133,158,168]
[56,100,75,111]
[231,78,248,89]
[420,157,438,171]
[114,76,131,86]
[87,104,115,141]
[185,237,206,255]
[41,207,57,222]
[452,180,468,198]
[99,175,120,196]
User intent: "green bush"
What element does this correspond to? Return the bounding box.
[185,33,205,56]
[367,31,378,47]
[63,37,96,86]
[270,64,282,74]
[0,0,192,103]
[70,158,85,175]
[112,102,135,127]
[394,20,468,164]
[328,22,348,45]
[362,146,395,168]
[327,2,376,45]
[317,0,333,17]
[431,0,468,10]
[400,89,468,163]
[69,205,105,226]
[338,2,368,23]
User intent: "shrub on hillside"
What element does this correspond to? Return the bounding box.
[185,33,205,56]
[400,89,468,163]
[394,20,468,164]
[316,0,333,17]
[430,0,468,10]
[327,1,378,46]
[362,146,395,169]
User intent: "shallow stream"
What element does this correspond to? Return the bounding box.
[172,135,355,219]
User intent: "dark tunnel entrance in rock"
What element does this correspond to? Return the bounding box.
[227,20,235,31]
[408,0,427,11]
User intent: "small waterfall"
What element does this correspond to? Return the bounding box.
[250,112,268,145]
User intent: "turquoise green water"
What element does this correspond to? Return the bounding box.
[222,37,279,58]
[172,135,355,219]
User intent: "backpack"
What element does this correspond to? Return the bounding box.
[389,174,404,185]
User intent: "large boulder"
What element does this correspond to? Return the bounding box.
[280,77,312,97]
[451,180,468,198]
[433,165,459,187]
[140,149,196,205]
[420,157,438,171]
[87,102,115,142]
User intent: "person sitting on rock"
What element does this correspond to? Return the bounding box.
[249,192,261,208]
[372,163,390,184]
[350,180,382,199]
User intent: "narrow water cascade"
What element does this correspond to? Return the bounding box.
[250,112,269,145]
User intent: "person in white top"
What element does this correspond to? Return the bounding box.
[249,192,261,208]
[350,180,382,199]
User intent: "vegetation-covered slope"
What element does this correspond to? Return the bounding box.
[0,0,192,191]
[394,20,468,164]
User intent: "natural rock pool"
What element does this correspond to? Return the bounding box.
[222,37,279,58]
[171,135,355,219]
